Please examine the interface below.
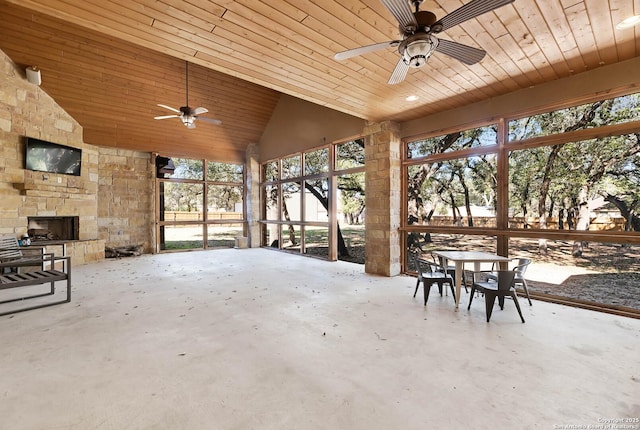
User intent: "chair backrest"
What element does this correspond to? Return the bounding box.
[512,258,531,277]
[495,270,517,292]
[433,253,449,269]
[413,254,441,276]
[0,235,23,262]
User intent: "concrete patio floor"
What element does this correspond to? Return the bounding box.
[1,248,638,430]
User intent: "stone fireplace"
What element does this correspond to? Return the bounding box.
[27,216,80,243]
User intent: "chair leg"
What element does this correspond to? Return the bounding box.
[498,295,505,310]
[484,291,497,322]
[511,292,525,323]
[414,279,420,298]
[437,282,444,296]
[448,282,456,303]
[519,279,532,306]
[424,283,434,305]
[467,286,476,310]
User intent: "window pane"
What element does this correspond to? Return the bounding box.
[336,139,365,170]
[207,185,243,217]
[281,182,301,222]
[407,155,497,228]
[263,161,278,182]
[263,223,279,247]
[280,224,300,250]
[170,158,204,180]
[305,148,329,175]
[162,182,204,220]
[304,178,329,221]
[509,92,640,141]
[207,223,243,248]
[507,238,639,311]
[162,225,203,250]
[264,185,279,221]
[337,173,365,225]
[304,226,329,259]
[408,125,497,158]
[282,155,301,179]
[508,134,640,231]
[207,161,243,183]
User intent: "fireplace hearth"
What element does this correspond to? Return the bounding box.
[27,216,79,242]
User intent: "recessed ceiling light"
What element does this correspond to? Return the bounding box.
[406,95,419,102]
[616,15,640,29]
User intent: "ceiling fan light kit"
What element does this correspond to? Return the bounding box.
[401,35,438,67]
[334,0,515,84]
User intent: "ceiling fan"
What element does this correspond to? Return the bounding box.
[154,61,222,128]
[334,0,515,84]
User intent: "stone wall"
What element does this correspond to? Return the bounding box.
[0,49,104,265]
[1,49,155,263]
[97,148,154,253]
[364,121,401,276]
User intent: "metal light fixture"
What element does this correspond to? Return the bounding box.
[181,115,195,127]
[401,34,439,68]
[26,66,41,85]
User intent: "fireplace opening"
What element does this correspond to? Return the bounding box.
[27,216,79,242]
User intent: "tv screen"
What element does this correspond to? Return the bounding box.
[25,137,82,176]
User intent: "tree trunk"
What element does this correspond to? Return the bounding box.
[457,170,473,227]
[281,199,297,245]
[572,186,590,257]
[304,182,350,256]
[537,144,562,255]
[605,194,640,231]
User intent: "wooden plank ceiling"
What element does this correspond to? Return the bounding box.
[0,0,638,162]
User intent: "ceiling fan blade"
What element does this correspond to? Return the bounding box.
[387,58,409,85]
[192,107,208,115]
[157,104,181,113]
[154,115,180,120]
[198,117,222,126]
[335,41,400,61]
[435,39,486,65]
[435,0,515,32]
[379,0,417,30]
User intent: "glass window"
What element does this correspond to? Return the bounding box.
[304,226,329,258]
[407,155,497,228]
[263,160,279,182]
[264,185,279,221]
[509,92,640,141]
[260,139,365,261]
[162,225,204,250]
[280,224,300,250]
[163,182,204,218]
[281,181,301,222]
[507,237,639,310]
[304,148,329,175]
[207,161,243,183]
[170,158,204,180]
[336,139,365,170]
[337,173,365,225]
[207,223,243,248]
[282,155,301,179]
[508,134,639,232]
[408,125,497,159]
[207,185,243,217]
[304,178,329,221]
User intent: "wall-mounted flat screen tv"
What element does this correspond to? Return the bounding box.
[25,137,82,176]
